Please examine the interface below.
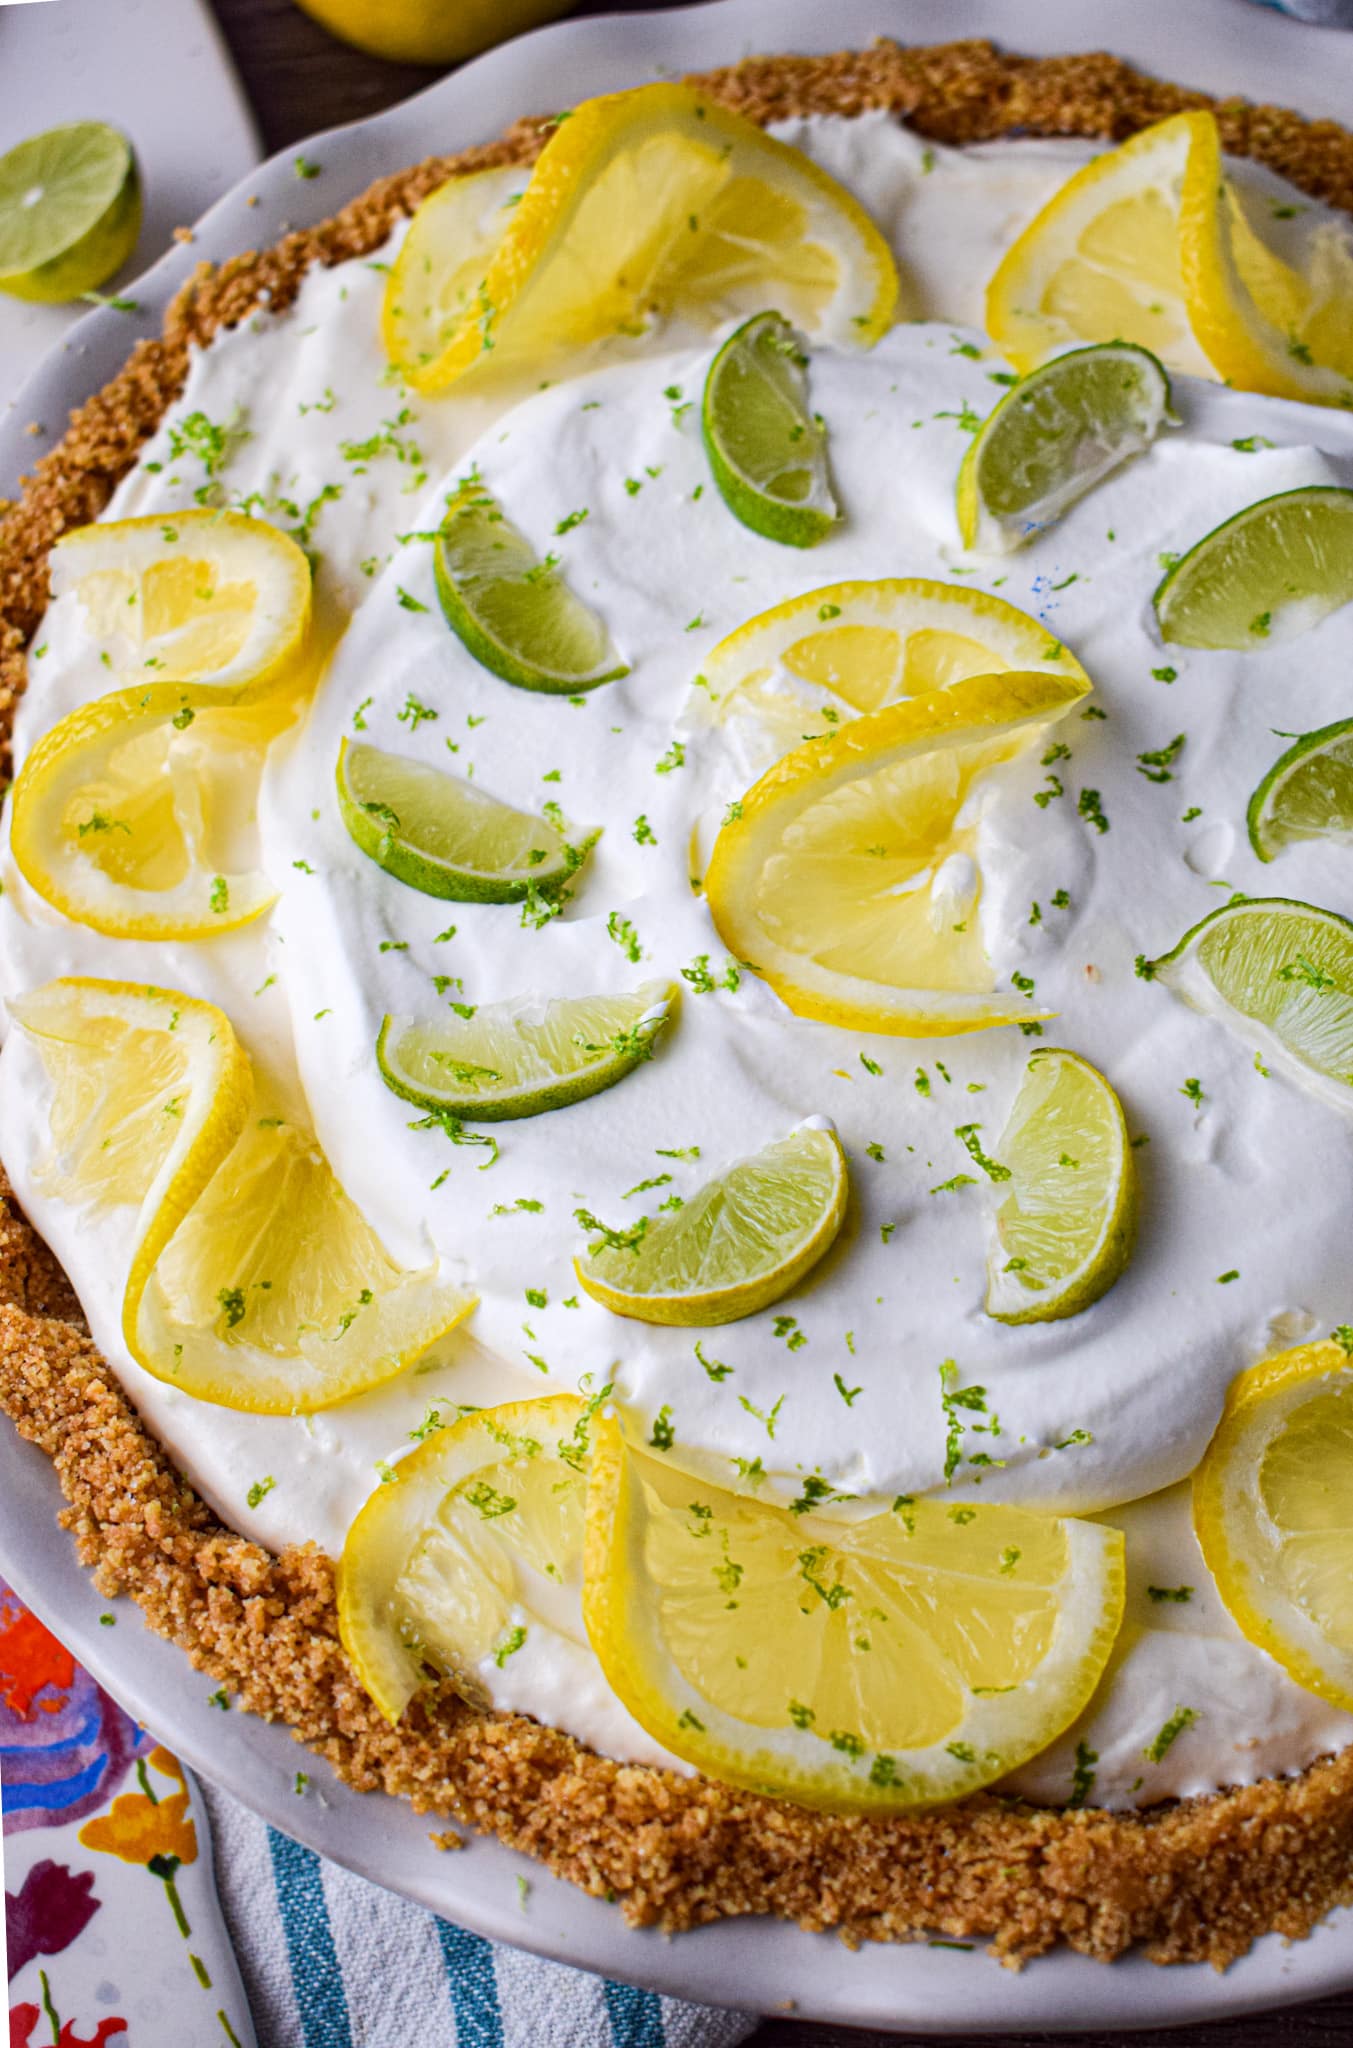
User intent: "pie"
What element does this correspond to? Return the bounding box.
[4,37,1353,1969]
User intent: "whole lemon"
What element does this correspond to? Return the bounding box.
[292,0,578,66]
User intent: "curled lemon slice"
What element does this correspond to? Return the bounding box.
[985,113,1215,379]
[402,81,898,393]
[338,1395,591,1723]
[582,1414,1125,1811]
[1179,114,1353,407]
[13,978,474,1413]
[1194,1340,1353,1710]
[10,685,291,939]
[704,669,1088,1037]
[575,1123,847,1327]
[49,510,313,697]
[691,577,1087,767]
[383,163,526,383]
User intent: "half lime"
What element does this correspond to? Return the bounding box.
[0,122,140,304]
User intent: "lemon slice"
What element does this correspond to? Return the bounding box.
[10,685,290,940]
[13,977,474,1413]
[1149,897,1353,1114]
[575,1123,846,1327]
[984,1047,1137,1324]
[0,122,140,304]
[1194,1340,1353,1710]
[704,670,1087,1037]
[383,164,526,382]
[50,511,313,698]
[434,477,628,693]
[403,81,898,393]
[1179,114,1353,407]
[582,1415,1125,1811]
[692,577,1087,765]
[956,343,1173,554]
[377,981,675,1120]
[336,738,588,903]
[702,312,837,548]
[1247,718,1353,862]
[338,1395,590,1723]
[1154,487,1353,650]
[11,976,251,1230]
[985,112,1216,378]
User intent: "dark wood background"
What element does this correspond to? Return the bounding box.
[203,0,1353,2038]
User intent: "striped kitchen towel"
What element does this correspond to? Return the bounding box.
[197,1782,759,2048]
[1249,0,1353,20]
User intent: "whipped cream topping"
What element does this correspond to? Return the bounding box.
[5,113,1353,1807]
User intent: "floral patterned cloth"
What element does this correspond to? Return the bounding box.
[2,1578,255,2048]
[1,1576,756,2048]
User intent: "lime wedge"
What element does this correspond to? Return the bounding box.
[702,311,837,548]
[434,477,628,693]
[1247,718,1353,862]
[377,981,675,1121]
[1154,486,1353,649]
[984,1047,1137,1324]
[0,123,140,304]
[956,343,1172,553]
[1150,897,1353,1111]
[336,738,588,902]
[575,1122,847,1326]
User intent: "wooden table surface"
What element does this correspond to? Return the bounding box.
[203,1,1353,2039]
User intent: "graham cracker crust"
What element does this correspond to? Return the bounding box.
[4,38,1353,1967]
